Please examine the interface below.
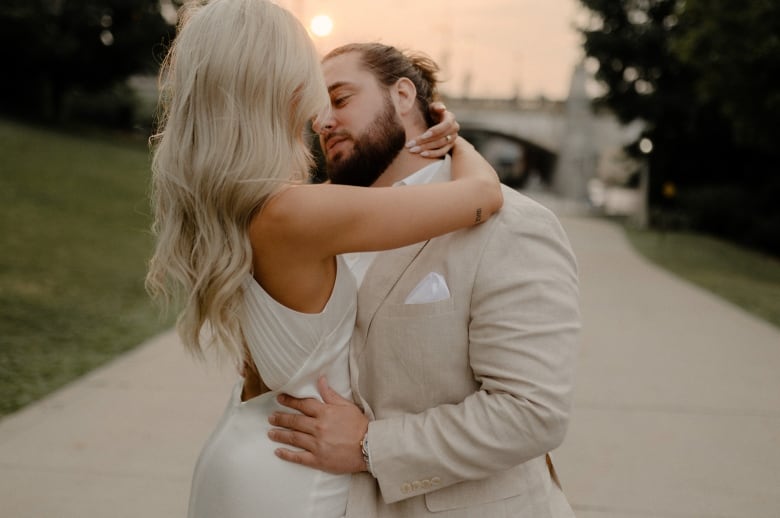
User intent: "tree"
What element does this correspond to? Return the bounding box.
[580,0,731,190]
[579,0,780,254]
[0,0,173,122]
[672,0,780,154]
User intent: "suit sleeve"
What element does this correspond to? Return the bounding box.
[367,195,581,504]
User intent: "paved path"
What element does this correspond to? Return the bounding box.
[2,213,779,517]
[554,217,780,518]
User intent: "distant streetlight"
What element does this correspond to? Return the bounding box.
[639,137,653,154]
[310,14,333,37]
[100,30,114,46]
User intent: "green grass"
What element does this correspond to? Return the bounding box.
[0,119,172,417]
[625,226,780,328]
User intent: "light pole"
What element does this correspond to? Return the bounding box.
[635,137,653,228]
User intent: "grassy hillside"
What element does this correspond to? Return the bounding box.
[0,120,172,416]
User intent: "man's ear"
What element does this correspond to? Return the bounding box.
[392,77,418,115]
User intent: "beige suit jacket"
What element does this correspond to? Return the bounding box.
[345,181,581,518]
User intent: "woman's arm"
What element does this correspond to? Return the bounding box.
[258,137,502,257]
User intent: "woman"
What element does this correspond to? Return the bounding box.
[145,1,503,517]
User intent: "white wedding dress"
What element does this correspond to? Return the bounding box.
[187,257,356,518]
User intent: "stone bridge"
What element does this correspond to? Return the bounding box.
[443,64,643,200]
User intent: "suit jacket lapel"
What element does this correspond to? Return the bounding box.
[352,240,430,360]
[351,159,449,362]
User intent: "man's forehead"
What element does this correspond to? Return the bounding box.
[322,52,370,89]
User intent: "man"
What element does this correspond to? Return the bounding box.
[264,43,580,516]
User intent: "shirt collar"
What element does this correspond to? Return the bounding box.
[393,155,452,187]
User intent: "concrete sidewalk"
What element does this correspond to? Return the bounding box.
[1,215,779,517]
[554,217,780,518]
[0,331,235,517]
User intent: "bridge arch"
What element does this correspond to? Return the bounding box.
[459,125,557,188]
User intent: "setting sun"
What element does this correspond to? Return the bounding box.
[310,14,333,37]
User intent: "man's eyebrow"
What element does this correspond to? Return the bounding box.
[327,81,355,94]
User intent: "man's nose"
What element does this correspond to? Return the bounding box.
[312,112,335,135]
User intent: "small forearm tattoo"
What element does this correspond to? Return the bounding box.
[475,207,483,224]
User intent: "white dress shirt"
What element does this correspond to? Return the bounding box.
[343,155,452,287]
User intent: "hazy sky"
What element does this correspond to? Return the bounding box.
[276,0,587,100]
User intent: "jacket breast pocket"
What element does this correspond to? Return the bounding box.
[381,297,455,319]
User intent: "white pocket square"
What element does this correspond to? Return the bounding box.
[404,272,451,304]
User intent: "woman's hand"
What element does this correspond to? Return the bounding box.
[405,101,460,158]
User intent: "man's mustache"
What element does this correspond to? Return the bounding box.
[322,130,353,151]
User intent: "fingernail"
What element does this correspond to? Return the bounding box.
[267,430,276,439]
[421,151,430,157]
[405,139,416,148]
[421,131,432,139]
[268,414,277,424]
[410,146,421,153]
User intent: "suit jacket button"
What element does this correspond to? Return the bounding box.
[401,482,412,494]
[422,479,432,489]
[412,480,422,491]
[431,476,441,486]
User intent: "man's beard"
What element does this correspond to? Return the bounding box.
[325,97,406,187]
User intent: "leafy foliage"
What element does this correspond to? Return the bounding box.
[0,0,173,122]
[579,0,780,255]
[672,0,780,153]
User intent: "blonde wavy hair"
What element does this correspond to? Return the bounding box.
[146,0,329,360]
